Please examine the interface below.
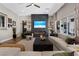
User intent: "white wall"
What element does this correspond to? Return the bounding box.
[57,3,76,20]
[0,4,21,42]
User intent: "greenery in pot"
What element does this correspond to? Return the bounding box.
[21,33,26,39]
[65,37,75,44]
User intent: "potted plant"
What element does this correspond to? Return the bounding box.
[13,28,16,41]
[65,37,75,44]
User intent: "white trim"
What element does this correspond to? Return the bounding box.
[0,37,12,43]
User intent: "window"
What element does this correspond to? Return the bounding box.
[0,15,5,27]
[56,21,60,33]
[0,12,7,29]
[55,15,76,37]
[68,17,75,36]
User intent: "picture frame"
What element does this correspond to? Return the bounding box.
[8,18,12,23]
[8,18,12,28]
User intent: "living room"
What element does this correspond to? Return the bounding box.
[0,2,79,56]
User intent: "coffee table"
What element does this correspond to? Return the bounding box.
[33,37,53,51]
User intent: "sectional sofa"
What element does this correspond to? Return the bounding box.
[0,36,78,56]
[0,47,74,56]
[49,36,79,56]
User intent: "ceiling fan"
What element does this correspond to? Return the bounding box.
[26,3,40,8]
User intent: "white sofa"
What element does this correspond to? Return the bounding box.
[0,36,79,56]
[0,47,67,56]
[49,36,74,51]
[49,36,79,56]
[19,51,66,56]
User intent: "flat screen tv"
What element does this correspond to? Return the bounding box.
[34,21,46,28]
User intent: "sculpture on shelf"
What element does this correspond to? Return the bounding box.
[40,34,46,41]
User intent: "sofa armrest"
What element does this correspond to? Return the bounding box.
[0,47,20,56]
[42,51,65,56]
[49,36,69,51]
[0,44,25,51]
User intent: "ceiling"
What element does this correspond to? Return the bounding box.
[1,3,64,16]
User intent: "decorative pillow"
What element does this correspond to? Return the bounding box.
[53,51,74,56]
[65,37,75,44]
[75,37,79,44]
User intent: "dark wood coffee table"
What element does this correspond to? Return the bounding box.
[33,37,53,51]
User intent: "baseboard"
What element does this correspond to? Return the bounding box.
[0,37,12,43]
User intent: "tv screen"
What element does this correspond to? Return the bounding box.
[34,21,46,28]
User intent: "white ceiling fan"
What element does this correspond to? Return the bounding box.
[26,3,40,8]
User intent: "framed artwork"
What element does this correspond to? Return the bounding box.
[8,18,12,23]
[12,21,16,26]
[8,18,12,28]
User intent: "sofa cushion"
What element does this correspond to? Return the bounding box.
[19,51,42,56]
[0,47,20,56]
[53,51,74,56]
[42,51,65,56]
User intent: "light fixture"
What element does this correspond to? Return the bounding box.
[26,3,40,8]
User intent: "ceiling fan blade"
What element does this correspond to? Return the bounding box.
[26,3,33,7]
[26,4,31,7]
[34,4,40,8]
